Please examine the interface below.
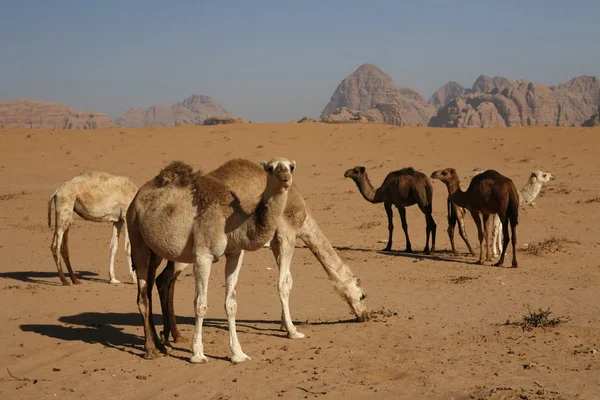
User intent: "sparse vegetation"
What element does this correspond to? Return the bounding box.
[368,307,398,321]
[356,221,381,230]
[577,196,600,204]
[0,191,29,201]
[451,275,477,284]
[203,117,239,125]
[525,236,579,256]
[505,307,569,331]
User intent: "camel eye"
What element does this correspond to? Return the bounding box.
[268,166,274,173]
[289,164,295,172]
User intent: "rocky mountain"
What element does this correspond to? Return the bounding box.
[582,106,600,127]
[320,64,436,126]
[470,75,511,94]
[430,76,600,128]
[428,81,466,108]
[115,94,238,128]
[0,99,113,129]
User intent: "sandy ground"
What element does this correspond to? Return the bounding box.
[0,123,599,400]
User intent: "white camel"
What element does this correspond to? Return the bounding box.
[492,170,554,256]
[47,171,138,285]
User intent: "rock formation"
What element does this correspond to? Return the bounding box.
[0,99,113,129]
[115,94,237,128]
[470,75,511,94]
[582,107,600,127]
[428,81,466,108]
[430,76,600,128]
[320,64,436,126]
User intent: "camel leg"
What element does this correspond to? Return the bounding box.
[457,210,476,256]
[397,206,412,253]
[134,245,161,359]
[447,202,458,256]
[271,231,304,339]
[146,252,167,355]
[60,227,81,284]
[122,222,136,283]
[224,251,251,363]
[190,252,213,364]
[491,215,502,258]
[424,212,436,253]
[108,221,121,284]
[383,203,394,251]
[510,214,518,268]
[51,225,70,285]
[157,261,188,345]
[482,214,492,262]
[494,213,509,267]
[470,211,485,265]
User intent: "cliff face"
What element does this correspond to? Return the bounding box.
[0,99,113,129]
[115,94,237,127]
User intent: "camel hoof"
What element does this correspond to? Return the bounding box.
[109,279,121,284]
[72,279,82,285]
[511,262,518,268]
[382,247,392,252]
[190,354,210,364]
[476,260,485,265]
[231,353,252,364]
[144,349,163,360]
[287,330,305,339]
[493,261,504,267]
[61,280,71,286]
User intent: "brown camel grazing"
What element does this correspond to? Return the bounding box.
[153,159,368,347]
[47,171,138,285]
[343,166,436,253]
[430,168,519,267]
[128,157,296,362]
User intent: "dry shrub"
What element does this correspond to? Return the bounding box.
[451,275,477,284]
[0,191,30,201]
[356,221,381,230]
[368,307,398,322]
[505,307,568,331]
[525,236,579,256]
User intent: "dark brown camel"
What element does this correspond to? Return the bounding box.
[343,166,436,253]
[430,171,478,257]
[430,168,519,267]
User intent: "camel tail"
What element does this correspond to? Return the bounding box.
[507,185,519,227]
[47,189,59,229]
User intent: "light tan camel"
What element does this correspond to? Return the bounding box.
[430,168,519,267]
[128,158,298,363]
[151,159,368,347]
[47,171,138,285]
[492,170,554,256]
[431,169,483,256]
[344,166,436,253]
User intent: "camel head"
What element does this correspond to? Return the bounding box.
[343,166,366,181]
[430,167,458,184]
[338,276,368,322]
[529,170,554,184]
[261,157,296,192]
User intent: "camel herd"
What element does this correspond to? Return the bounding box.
[46,157,553,363]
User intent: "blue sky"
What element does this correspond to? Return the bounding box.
[1,0,598,122]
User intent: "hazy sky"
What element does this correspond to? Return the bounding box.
[1,1,599,122]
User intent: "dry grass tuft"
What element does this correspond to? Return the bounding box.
[451,275,477,284]
[505,307,568,331]
[525,236,579,256]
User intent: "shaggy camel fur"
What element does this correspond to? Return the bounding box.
[492,170,554,256]
[154,159,368,346]
[430,168,519,267]
[344,166,436,253]
[47,172,138,285]
[128,158,297,363]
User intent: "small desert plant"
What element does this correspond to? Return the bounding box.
[505,307,568,331]
[368,307,398,321]
[203,117,239,125]
[577,196,600,204]
[525,236,579,256]
[451,275,477,284]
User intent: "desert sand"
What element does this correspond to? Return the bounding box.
[0,123,599,400]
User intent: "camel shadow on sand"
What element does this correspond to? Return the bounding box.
[0,270,102,286]
[20,312,359,360]
[333,245,476,264]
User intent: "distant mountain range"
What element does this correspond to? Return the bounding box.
[321,64,600,127]
[1,65,599,129]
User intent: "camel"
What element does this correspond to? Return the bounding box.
[343,166,436,253]
[153,159,368,347]
[431,169,484,257]
[430,168,519,267]
[47,171,138,285]
[492,170,554,256]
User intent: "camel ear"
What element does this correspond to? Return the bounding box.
[530,171,537,178]
[260,160,268,170]
[290,160,296,171]
[359,167,365,174]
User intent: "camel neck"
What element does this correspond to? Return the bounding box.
[519,179,541,205]
[354,175,382,203]
[448,179,468,208]
[248,187,288,246]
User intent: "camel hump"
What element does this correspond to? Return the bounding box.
[154,161,203,188]
[397,167,417,175]
[477,169,509,181]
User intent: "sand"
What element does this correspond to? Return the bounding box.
[0,123,599,399]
